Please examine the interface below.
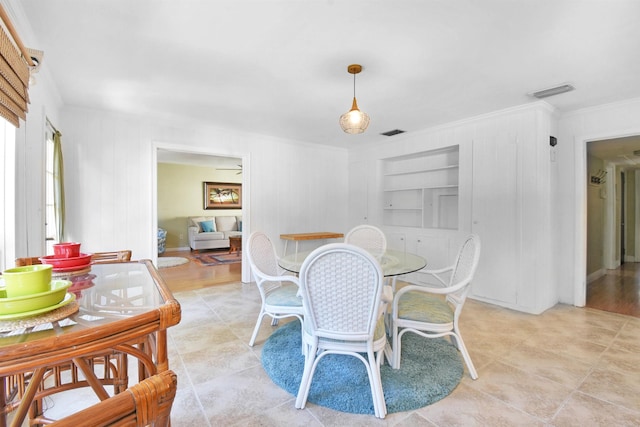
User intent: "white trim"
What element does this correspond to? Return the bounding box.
[151,142,251,283]
[561,97,640,120]
[163,246,191,252]
[603,163,616,269]
[574,136,588,306]
[0,121,16,271]
[362,101,558,152]
[635,172,640,262]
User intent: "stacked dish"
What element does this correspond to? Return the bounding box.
[39,242,92,273]
[0,265,75,319]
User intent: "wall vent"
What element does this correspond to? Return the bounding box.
[380,129,406,137]
[529,84,575,99]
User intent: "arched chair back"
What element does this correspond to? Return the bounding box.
[246,231,303,346]
[295,243,389,418]
[390,234,481,379]
[344,225,387,259]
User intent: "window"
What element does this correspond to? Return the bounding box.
[0,118,16,270]
[45,128,57,253]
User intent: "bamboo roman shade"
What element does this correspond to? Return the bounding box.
[0,5,33,127]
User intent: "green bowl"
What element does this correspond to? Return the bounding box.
[2,265,53,297]
[0,280,71,315]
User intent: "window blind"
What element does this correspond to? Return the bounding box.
[0,5,33,127]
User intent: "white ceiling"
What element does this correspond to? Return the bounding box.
[588,136,640,167]
[157,149,241,168]
[15,0,640,152]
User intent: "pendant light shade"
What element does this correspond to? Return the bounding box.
[339,64,370,134]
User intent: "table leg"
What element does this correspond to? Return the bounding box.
[0,376,6,427]
[73,358,110,401]
[156,330,169,373]
[283,241,289,256]
[10,368,45,427]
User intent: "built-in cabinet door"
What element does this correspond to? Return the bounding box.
[471,135,519,305]
[386,232,406,252]
[348,161,369,224]
[416,234,451,270]
[412,234,454,285]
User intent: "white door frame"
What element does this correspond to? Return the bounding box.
[602,162,617,270]
[574,129,640,306]
[151,142,251,283]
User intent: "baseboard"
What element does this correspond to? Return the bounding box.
[587,268,605,284]
[165,246,191,252]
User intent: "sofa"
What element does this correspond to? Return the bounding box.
[158,228,167,254]
[188,215,242,251]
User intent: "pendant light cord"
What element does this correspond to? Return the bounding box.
[353,72,356,98]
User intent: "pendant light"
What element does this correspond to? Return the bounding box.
[339,64,370,134]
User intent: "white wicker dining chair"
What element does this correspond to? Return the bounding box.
[389,234,481,379]
[344,225,387,259]
[295,243,392,419]
[247,231,304,346]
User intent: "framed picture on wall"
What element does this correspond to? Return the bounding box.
[203,182,242,209]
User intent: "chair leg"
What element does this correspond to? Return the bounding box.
[249,311,267,346]
[295,341,319,409]
[366,349,387,418]
[452,331,478,379]
[391,326,402,369]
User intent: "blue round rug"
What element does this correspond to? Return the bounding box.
[261,320,463,415]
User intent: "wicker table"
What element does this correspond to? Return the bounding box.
[0,260,181,426]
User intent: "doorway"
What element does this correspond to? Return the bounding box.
[584,136,640,317]
[151,143,250,284]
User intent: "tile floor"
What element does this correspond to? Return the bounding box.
[43,280,640,426]
[163,281,640,426]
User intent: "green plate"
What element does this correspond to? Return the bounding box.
[0,280,72,315]
[0,292,75,320]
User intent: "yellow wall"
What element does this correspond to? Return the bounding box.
[158,163,241,249]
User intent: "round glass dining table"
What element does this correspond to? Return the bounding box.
[278,248,427,277]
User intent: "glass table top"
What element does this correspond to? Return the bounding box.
[278,248,426,277]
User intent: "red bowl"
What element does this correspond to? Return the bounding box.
[39,253,92,269]
[53,242,81,258]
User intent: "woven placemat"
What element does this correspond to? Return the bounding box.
[52,266,92,278]
[0,300,79,333]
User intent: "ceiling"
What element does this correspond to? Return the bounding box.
[157,149,241,169]
[15,0,640,151]
[588,136,640,168]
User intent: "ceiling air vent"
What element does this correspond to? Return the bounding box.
[380,129,406,137]
[529,84,575,99]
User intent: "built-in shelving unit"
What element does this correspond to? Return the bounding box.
[382,146,459,229]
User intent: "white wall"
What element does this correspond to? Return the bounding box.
[556,97,640,305]
[8,63,63,266]
[349,102,557,314]
[59,107,349,270]
[2,0,63,270]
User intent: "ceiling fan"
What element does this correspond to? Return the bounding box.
[218,164,242,174]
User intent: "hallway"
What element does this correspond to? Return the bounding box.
[586,262,640,318]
